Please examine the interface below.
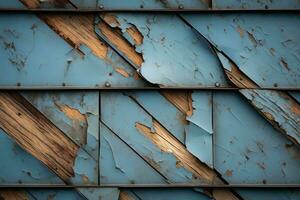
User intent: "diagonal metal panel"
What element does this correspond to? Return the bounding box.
[213,0,300,9]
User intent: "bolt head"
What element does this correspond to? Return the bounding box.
[178,4,184,9]
[99,4,104,9]
[215,82,220,87]
[105,82,111,87]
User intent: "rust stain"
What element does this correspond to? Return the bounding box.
[126,25,144,46]
[290,100,300,116]
[161,91,193,116]
[280,57,290,71]
[246,31,258,47]
[97,21,144,67]
[0,92,79,182]
[115,67,130,78]
[236,26,244,38]
[0,190,30,200]
[225,169,233,177]
[135,120,217,183]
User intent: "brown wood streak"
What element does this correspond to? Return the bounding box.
[0,190,30,200]
[135,120,239,200]
[0,92,79,182]
[161,91,193,116]
[20,0,108,59]
[97,20,144,67]
[119,190,135,200]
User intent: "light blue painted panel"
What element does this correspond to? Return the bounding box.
[101,91,212,184]
[95,14,229,87]
[183,13,300,88]
[0,14,149,88]
[214,91,300,184]
[28,189,85,200]
[100,122,166,184]
[213,0,300,9]
[0,129,63,184]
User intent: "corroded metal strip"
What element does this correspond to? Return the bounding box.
[0,92,79,182]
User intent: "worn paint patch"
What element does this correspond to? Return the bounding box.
[214,92,300,184]
[183,13,300,88]
[0,190,30,200]
[95,13,229,87]
[0,92,79,182]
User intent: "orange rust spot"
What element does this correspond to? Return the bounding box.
[82,175,89,183]
[225,169,233,177]
[236,26,244,38]
[290,100,300,116]
[97,21,144,67]
[161,91,193,116]
[126,26,143,46]
[135,120,217,183]
[115,67,130,78]
[0,190,30,200]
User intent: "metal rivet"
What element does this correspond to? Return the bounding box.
[62,82,66,86]
[105,82,111,87]
[215,82,220,87]
[17,82,21,86]
[99,4,104,9]
[273,83,278,87]
[178,4,184,9]
[67,59,72,64]
[140,4,144,8]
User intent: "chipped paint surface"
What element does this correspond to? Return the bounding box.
[183,13,300,88]
[213,0,300,9]
[95,13,229,87]
[214,91,300,184]
[0,14,150,88]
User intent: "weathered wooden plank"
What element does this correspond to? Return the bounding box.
[0,190,30,200]
[0,92,79,182]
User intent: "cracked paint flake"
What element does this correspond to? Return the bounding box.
[183,13,300,88]
[95,13,229,87]
[0,13,149,88]
[214,50,300,146]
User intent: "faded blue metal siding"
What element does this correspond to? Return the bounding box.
[0,0,299,200]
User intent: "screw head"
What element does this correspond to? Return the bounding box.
[178,4,184,9]
[215,82,220,87]
[99,4,104,9]
[105,82,111,87]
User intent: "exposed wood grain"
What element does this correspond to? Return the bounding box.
[20,0,108,59]
[0,190,30,200]
[161,91,193,116]
[0,92,79,182]
[119,190,135,200]
[97,21,144,67]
